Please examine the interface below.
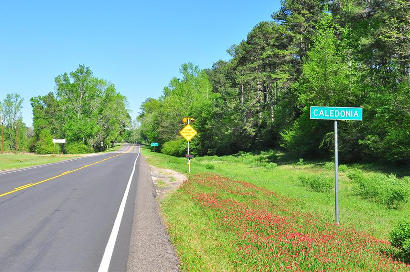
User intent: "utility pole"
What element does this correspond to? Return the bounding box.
[15,123,19,152]
[1,120,3,153]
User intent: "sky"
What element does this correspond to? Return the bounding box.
[0,0,281,127]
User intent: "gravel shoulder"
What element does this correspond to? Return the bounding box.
[150,165,187,201]
[127,155,181,272]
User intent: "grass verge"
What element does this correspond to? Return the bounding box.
[0,153,80,171]
[142,148,409,271]
[0,143,125,171]
[105,143,123,152]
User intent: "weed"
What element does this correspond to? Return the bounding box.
[347,170,409,209]
[156,179,168,188]
[163,174,410,271]
[324,162,334,170]
[205,163,215,170]
[389,220,410,263]
[299,175,333,193]
[324,162,348,172]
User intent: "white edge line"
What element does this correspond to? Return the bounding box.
[98,146,140,272]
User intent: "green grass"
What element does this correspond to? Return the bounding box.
[0,143,126,171]
[142,147,409,240]
[143,147,410,270]
[0,153,80,170]
[105,143,123,152]
[0,143,126,170]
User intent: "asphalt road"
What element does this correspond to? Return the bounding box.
[0,144,178,272]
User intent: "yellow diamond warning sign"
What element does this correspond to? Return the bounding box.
[179,124,197,141]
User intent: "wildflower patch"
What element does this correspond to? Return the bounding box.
[164,173,410,271]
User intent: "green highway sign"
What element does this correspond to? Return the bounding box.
[310,106,362,121]
[310,106,363,224]
[150,142,159,147]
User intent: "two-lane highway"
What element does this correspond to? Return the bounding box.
[0,144,140,271]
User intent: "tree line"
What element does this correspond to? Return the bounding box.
[138,0,409,164]
[1,65,132,154]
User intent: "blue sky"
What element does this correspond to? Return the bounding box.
[0,0,281,126]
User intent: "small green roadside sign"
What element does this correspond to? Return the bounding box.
[310,106,362,121]
[151,142,159,147]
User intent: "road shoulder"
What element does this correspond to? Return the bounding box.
[127,155,180,272]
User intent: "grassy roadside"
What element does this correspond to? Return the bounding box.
[0,143,123,171]
[142,147,409,271]
[105,143,123,152]
[0,153,80,171]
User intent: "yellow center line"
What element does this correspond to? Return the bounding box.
[0,145,134,198]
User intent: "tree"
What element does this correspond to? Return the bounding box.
[1,93,24,151]
[31,65,131,153]
[282,12,364,159]
[139,63,218,155]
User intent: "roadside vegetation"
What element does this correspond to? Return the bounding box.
[137,3,409,268]
[0,67,136,155]
[0,153,79,171]
[143,147,409,270]
[0,143,122,171]
[138,1,409,166]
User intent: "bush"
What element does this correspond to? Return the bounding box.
[298,175,333,193]
[324,162,334,170]
[238,151,279,169]
[204,163,215,170]
[339,164,348,172]
[258,150,279,163]
[65,142,93,154]
[296,158,305,166]
[35,129,59,154]
[161,138,186,157]
[389,221,410,263]
[265,162,278,169]
[347,170,409,209]
[324,162,348,172]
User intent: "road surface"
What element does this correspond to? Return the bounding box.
[0,144,179,272]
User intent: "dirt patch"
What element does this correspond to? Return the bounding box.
[150,166,187,201]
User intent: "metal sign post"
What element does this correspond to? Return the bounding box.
[310,106,362,225]
[52,139,66,155]
[180,118,197,173]
[334,120,339,224]
[151,142,159,152]
[187,119,191,173]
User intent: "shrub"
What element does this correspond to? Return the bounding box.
[65,142,93,154]
[389,221,410,263]
[35,129,59,154]
[296,158,305,166]
[224,151,279,170]
[265,162,278,169]
[339,164,348,172]
[204,163,215,170]
[347,170,409,209]
[161,138,186,157]
[299,175,333,193]
[258,150,279,163]
[324,162,348,172]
